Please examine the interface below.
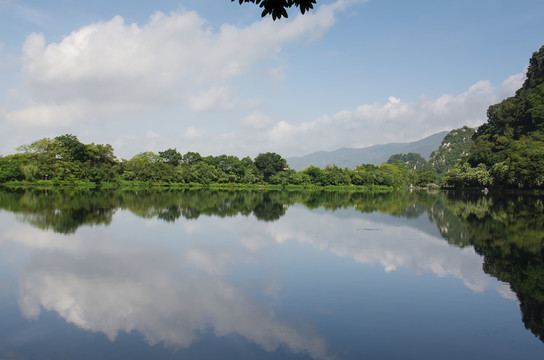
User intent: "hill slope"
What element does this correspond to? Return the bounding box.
[287,131,448,171]
[447,45,544,189]
[429,126,475,174]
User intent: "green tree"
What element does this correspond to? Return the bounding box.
[85,143,117,166]
[17,137,54,155]
[416,171,438,186]
[191,162,219,184]
[444,163,492,188]
[254,152,288,182]
[303,165,325,185]
[159,148,182,167]
[182,151,202,166]
[21,164,40,181]
[374,163,407,187]
[240,156,261,183]
[350,164,377,186]
[123,152,164,182]
[0,154,26,182]
[322,165,351,186]
[53,134,88,162]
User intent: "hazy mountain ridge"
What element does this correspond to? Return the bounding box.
[287,131,449,171]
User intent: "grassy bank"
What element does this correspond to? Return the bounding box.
[0,180,401,192]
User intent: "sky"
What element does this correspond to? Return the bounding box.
[0,0,543,160]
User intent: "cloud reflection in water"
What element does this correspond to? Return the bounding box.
[0,204,517,358]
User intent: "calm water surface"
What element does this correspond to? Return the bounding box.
[0,189,543,359]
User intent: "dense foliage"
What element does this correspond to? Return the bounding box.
[428,126,475,174]
[386,152,436,186]
[0,134,414,190]
[386,126,475,187]
[387,152,429,172]
[445,45,544,189]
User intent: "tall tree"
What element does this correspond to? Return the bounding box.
[53,134,88,162]
[254,152,288,182]
[182,152,202,166]
[159,148,182,167]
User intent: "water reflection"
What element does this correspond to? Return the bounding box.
[4,223,333,360]
[0,188,543,357]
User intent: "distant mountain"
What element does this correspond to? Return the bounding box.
[287,131,449,171]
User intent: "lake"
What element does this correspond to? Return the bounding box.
[0,188,543,359]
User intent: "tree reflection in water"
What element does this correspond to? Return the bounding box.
[0,188,543,342]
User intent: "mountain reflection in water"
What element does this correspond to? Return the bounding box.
[0,188,543,359]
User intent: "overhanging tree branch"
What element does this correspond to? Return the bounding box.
[232,0,317,20]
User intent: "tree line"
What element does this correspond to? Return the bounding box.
[386,126,476,187]
[3,45,541,190]
[0,134,415,189]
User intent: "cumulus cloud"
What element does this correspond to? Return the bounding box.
[145,130,160,139]
[189,86,236,112]
[6,102,84,127]
[0,0,525,160]
[184,126,206,140]
[265,66,286,81]
[180,79,501,157]
[499,70,525,99]
[241,111,274,129]
[275,80,496,152]
[4,1,353,130]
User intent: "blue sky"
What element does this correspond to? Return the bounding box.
[0,0,543,159]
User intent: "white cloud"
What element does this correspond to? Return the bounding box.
[499,70,525,99]
[145,130,160,139]
[184,126,206,140]
[189,86,236,112]
[241,111,273,129]
[0,0,523,160]
[7,101,84,127]
[264,66,286,81]
[7,2,352,129]
[182,79,500,157]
